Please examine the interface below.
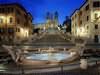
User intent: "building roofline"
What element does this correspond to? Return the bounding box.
[79,0,88,10]
[70,0,87,17]
[0,3,33,20]
[0,3,27,13]
[70,9,79,18]
[28,12,33,20]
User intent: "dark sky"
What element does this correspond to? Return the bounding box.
[0,0,85,24]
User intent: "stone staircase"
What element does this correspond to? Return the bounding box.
[31,33,72,47]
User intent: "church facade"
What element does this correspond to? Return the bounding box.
[34,12,59,30]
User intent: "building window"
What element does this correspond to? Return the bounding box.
[94,35,98,43]
[72,17,74,20]
[7,8,10,13]
[17,19,20,24]
[0,18,3,24]
[0,8,2,13]
[80,20,82,25]
[24,22,26,26]
[87,26,89,29]
[9,17,13,24]
[93,1,100,7]
[87,16,89,21]
[94,13,98,19]
[0,28,5,33]
[79,11,82,16]
[16,28,20,32]
[95,24,98,29]
[10,8,14,12]
[24,14,27,19]
[85,4,89,11]
[16,9,21,15]
[7,7,14,13]
[2,8,5,13]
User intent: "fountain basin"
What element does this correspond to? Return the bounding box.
[21,51,78,66]
[26,52,71,61]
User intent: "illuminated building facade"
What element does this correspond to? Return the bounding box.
[71,0,100,43]
[0,3,33,43]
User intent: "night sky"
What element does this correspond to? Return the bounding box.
[0,0,85,24]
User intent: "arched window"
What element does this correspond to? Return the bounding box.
[9,17,13,24]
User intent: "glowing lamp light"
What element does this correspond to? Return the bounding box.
[0,16,6,24]
[0,16,5,19]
